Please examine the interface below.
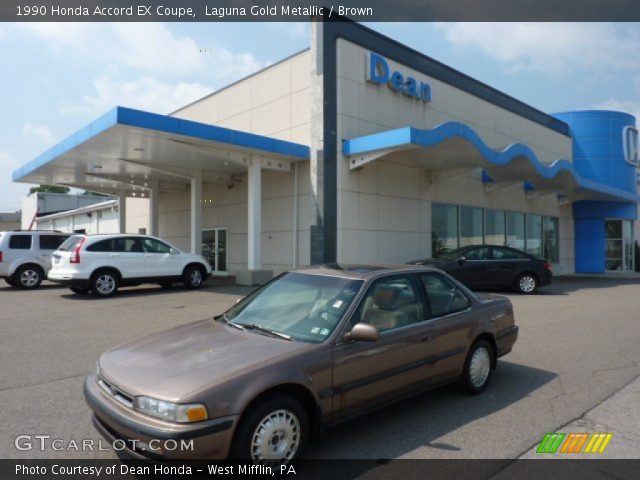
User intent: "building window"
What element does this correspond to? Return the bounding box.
[506,212,525,251]
[525,214,543,257]
[431,203,458,254]
[485,210,506,245]
[459,206,483,246]
[543,217,559,263]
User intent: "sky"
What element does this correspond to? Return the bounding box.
[1,21,639,211]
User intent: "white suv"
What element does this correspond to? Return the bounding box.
[48,234,212,297]
[0,230,70,289]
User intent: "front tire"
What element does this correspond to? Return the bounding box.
[230,394,308,462]
[90,271,119,297]
[460,339,494,394]
[515,273,538,294]
[15,265,43,290]
[183,265,204,290]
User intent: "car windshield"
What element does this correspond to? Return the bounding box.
[224,272,363,343]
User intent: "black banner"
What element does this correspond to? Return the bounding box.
[3,459,640,480]
[1,0,640,22]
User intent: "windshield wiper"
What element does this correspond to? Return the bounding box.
[215,314,246,331]
[242,324,292,341]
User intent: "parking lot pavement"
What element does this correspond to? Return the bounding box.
[0,276,639,460]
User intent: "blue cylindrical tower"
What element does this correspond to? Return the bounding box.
[554,110,638,273]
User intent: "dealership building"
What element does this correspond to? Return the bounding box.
[12,21,640,283]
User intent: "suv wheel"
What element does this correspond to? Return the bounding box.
[515,273,538,294]
[91,271,119,297]
[183,265,204,289]
[230,394,308,462]
[459,339,494,394]
[15,265,43,290]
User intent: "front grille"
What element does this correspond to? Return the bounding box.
[97,376,134,408]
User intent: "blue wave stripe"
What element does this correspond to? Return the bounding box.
[343,122,639,203]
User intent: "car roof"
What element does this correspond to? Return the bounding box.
[293,263,441,280]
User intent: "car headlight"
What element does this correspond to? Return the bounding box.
[133,396,208,423]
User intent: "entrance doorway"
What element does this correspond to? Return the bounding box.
[605,220,634,271]
[202,227,227,275]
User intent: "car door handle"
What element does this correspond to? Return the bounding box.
[109,254,120,257]
[419,334,435,342]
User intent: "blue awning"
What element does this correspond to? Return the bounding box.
[343,122,640,204]
[13,107,310,195]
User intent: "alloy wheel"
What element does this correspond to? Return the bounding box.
[20,269,40,287]
[190,269,202,287]
[95,275,116,295]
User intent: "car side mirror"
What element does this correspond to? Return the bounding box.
[170,248,179,255]
[457,256,466,265]
[343,323,380,342]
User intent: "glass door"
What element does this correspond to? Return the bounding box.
[202,227,228,275]
[605,220,634,271]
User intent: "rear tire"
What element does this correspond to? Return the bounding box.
[90,270,119,298]
[15,265,43,290]
[459,339,494,394]
[229,394,308,462]
[515,273,538,294]
[183,265,204,290]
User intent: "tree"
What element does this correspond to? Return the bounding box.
[29,185,70,194]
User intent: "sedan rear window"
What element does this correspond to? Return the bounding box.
[8,235,32,249]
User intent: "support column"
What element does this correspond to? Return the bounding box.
[149,180,159,236]
[118,192,127,234]
[190,172,202,254]
[236,161,272,286]
[247,162,262,270]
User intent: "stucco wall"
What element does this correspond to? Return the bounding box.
[335,39,575,274]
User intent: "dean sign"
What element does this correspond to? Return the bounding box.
[366,52,431,103]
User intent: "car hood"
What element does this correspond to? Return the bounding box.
[98,318,307,401]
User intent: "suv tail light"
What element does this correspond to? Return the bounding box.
[0,251,3,262]
[70,237,86,264]
[543,262,552,270]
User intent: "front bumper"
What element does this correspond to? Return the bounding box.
[83,373,238,459]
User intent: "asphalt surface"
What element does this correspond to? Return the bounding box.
[0,276,639,461]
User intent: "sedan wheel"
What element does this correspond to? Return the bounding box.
[251,409,301,461]
[16,265,43,289]
[516,273,537,294]
[460,339,494,394]
[91,272,118,297]
[230,394,308,462]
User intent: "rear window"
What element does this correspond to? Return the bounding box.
[8,235,32,250]
[58,236,85,251]
[39,235,69,250]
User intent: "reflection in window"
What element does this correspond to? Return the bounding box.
[506,212,525,251]
[525,215,543,257]
[543,217,559,263]
[459,206,483,246]
[485,210,506,245]
[432,203,458,254]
